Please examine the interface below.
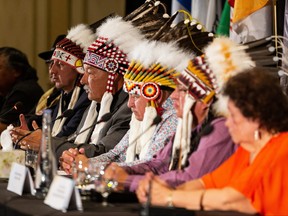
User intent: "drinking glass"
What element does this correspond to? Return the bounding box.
[25,145,38,178]
[93,163,118,206]
[72,160,89,189]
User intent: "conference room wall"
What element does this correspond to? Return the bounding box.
[0,0,125,91]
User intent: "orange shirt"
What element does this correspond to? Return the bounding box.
[202,132,288,215]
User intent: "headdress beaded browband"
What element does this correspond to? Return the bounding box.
[52,24,95,74]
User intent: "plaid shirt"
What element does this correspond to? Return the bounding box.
[88,97,177,166]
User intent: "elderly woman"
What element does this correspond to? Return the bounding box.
[136,67,288,215]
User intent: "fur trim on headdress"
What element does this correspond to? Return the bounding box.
[52,86,81,136]
[126,114,141,162]
[66,24,95,53]
[169,94,194,170]
[90,91,113,144]
[125,107,158,163]
[205,37,255,93]
[74,101,98,144]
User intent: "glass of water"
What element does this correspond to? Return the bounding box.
[25,146,38,177]
[93,163,118,206]
[72,160,89,189]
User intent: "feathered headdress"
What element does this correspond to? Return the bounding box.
[124,40,189,106]
[156,10,214,55]
[124,40,191,163]
[52,24,95,74]
[83,15,147,144]
[124,0,171,39]
[170,36,283,170]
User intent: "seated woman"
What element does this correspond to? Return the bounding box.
[136,67,288,215]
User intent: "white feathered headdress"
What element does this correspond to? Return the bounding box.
[52,24,95,74]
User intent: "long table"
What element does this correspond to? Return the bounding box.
[0,180,255,216]
[0,179,140,216]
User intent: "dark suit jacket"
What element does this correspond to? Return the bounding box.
[51,87,91,137]
[52,89,132,161]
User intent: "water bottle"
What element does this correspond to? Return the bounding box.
[35,109,56,197]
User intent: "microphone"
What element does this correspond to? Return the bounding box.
[14,102,24,111]
[0,101,23,118]
[67,112,113,141]
[52,109,74,123]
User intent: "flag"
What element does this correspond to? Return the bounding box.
[171,0,191,12]
[230,0,272,43]
[232,0,269,23]
[172,0,223,32]
[191,0,210,27]
[280,0,288,94]
[171,0,192,23]
[216,0,231,36]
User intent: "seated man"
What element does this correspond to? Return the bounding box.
[59,7,216,170]
[11,24,95,149]
[34,34,66,116]
[48,27,92,137]
[0,47,44,134]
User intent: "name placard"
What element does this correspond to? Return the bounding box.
[7,162,34,195]
[44,175,83,212]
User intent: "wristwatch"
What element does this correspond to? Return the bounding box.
[166,190,174,207]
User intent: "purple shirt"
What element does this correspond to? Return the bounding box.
[123,117,236,191]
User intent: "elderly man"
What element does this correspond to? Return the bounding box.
[11,24,95,150]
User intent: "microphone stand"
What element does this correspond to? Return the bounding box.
[0,101,23,119]
[54,112,113,154]
[141,176,153,216]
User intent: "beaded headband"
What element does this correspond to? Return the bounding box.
[83,16,145,93]
[52,24,95,74]
[178,37,256,105]
[178,56,216,104]
[123,41,190,105]
[83,37,129,75]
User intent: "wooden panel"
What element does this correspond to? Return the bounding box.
[0,0,35,60]
[70,0,87,25]
[0,0,126,91]
[86,0,125,24]
[35,0,50,90]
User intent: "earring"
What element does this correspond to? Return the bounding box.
[254,129,261,141]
